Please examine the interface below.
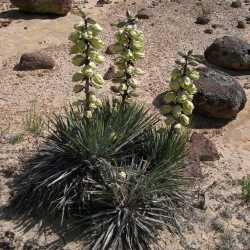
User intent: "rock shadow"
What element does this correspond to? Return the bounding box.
[0,9,63,21]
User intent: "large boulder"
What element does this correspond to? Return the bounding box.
[205,36,250,70]
[15,52,55,71]
[10,0,72,15]
[193,67,247,119]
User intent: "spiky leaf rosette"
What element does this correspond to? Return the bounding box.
[12,100,158,224]
[160,50,199,132]
[111,13,144,104]
[70,158,188,250]
[69,10,105,118]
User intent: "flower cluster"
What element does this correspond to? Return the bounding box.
[111,16,144,104]
[69,11,105,118]
[160,51,199,132]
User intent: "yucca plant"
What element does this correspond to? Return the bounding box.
[70,157,188,250]
[160,50,199,132]
[12,100,158,224]
[13,11,191,250]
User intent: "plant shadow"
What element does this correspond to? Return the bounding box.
[0,176,85,250]
[0,202,86,250]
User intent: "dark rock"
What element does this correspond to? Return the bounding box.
[103,65,116,80]
[193,67,247,119]
[231,0,242,8]
[15,52,55,71]
[190,132,220,161]
[0,19,12,28]
[10,0,72,15]
[211,23,224,29]
[204,28,213,34]
[237,20,246,28]
[136,8,153,19]
[105,44,119,55]
[205,36,250,70]
[196,16,210,25]
[96,0,112,6]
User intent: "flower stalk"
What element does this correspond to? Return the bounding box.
[111,12,145,106]
[160,50,199,132]
[69,9,105,118]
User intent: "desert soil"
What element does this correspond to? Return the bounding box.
[0,0,250,249]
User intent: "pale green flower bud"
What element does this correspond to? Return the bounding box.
[89,23,103,33]
[134,68,144,75]
[89,94,97,103]
[119,171,127,179]
[120,84,128,91]
[169,79,180,91]
[92,73,105,85]
[180,76,192,89]
[132,40,144,50]
[69,31,81,43]
[180,114,190,126]
[82,66,94,78]
[187,84,197,95]
[174,123,183,133]
[176,91,188,104]
[72,72,84,82]
[85,110,92,118]
[129,79,139,89]
[188,70,200,80]
[182,100,194,114]
[72,55,85,66]
[74,21,86,31]
[89,102,97,109]
[70,45,81,54]
[133,51,145,59]
[89,37,105,49]
[95,98,102,107]
[89,51,104,64]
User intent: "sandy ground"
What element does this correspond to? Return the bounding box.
[0,0,250,249]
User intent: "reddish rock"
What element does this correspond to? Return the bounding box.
[190,132,220,162]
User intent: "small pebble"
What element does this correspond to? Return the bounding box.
[237,20,246,28]
[204,28,213,34]
[196,16,210,25]
[231,0,242,8]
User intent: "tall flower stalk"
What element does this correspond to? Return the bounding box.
[111,12,145,105]
[160,50,199,132]
[69,9,105,118]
